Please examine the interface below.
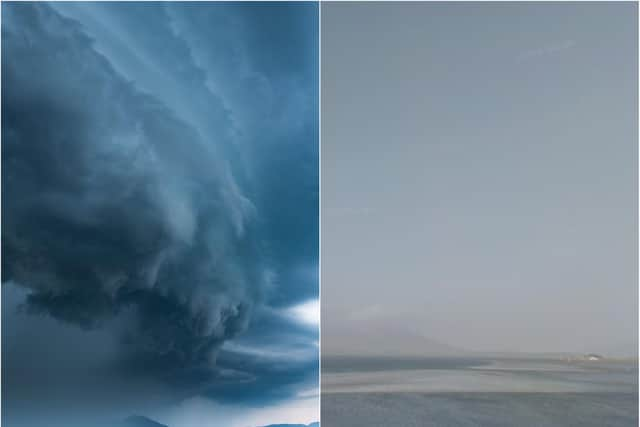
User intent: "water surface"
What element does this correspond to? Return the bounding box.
[321,357,638,426]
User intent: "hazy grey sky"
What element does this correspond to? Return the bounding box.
[321,2,637,357]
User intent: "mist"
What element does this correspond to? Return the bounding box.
[321,2,637,358]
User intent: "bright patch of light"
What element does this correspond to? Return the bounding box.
[287,299,319,326]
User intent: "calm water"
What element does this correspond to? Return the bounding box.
[321,357,638,426]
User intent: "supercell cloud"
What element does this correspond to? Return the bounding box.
[2,2,317,424]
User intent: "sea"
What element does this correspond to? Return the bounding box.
[321,356,638,426]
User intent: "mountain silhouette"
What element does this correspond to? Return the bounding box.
[120,416,319,427]
[122,415,169,427]
[261,423,319,427]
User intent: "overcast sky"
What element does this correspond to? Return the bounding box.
[321,2,637,357]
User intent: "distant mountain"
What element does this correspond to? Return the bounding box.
[260,423,319,427]
[122,415,168,427]
[119,414,319,427]
[119,416,318,427]
[323,315,465,357]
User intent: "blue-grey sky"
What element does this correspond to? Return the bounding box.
[321,2,637,357]
[2,3,318,427]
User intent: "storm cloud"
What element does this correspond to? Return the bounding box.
[2,2,318,421]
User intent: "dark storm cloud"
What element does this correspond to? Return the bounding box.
[55,1,319,306]
[1,1,317,407]
[160,1,319,306]
[2,2,261,373]
[212,346,318,405]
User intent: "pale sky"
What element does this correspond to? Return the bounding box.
[321,2,638,357]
